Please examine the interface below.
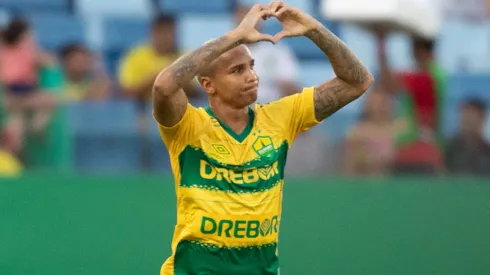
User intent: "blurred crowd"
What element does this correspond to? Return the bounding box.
[1,1,490,178]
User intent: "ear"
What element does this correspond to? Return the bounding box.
[198,76,216,95]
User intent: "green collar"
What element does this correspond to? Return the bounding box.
[205,107,255,143]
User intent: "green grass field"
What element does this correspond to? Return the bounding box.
[1,173,490,275]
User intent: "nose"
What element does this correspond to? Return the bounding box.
[245,68,259,83]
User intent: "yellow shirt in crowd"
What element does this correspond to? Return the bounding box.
[0,150,22,177]
[119,44,180,96]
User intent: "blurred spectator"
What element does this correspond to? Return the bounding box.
[0,83,10,149]
[118,13,198,101]
[59,43,111,102]
[445,99,490,176]
[485,113,490,143]
[375,31,445,175]
[118,13,199,169]
[0,143,22,177]
[233,2,300,103]
[0,83,22,177]
[23,63,73,171]
[0,18,57,155]
[342,88,399,177]
[286,127,336,177]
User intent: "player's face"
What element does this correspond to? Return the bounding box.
[202,45,259,108]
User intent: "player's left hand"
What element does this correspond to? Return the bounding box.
[268,1,320,43]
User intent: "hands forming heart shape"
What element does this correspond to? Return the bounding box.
[235,1,320,45]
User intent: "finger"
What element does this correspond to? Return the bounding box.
[273,30,290,43]
[275,6,288,18]
[256,33,276,44]
[253,3,269,12]
[269,1,284,13]
[259,9,274,20]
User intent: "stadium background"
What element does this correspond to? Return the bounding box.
[1,0,490,274]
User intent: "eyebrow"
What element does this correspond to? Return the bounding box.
[228,59,255,70]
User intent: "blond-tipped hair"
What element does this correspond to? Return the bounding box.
[196,38,217,80]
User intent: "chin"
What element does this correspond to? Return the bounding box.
[231,94,257,109]
[245,93,257,106]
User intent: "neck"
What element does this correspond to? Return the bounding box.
[153,45,173,56]
[209,100,250,133]
[417,57,433,71]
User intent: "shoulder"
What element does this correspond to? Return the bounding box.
[161,104,209,127]
[156,105,211,153]
[254,87,317,126]
[157,105,210,136]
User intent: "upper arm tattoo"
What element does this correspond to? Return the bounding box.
[313,78,361,121]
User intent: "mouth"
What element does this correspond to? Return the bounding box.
[243,85,258,93]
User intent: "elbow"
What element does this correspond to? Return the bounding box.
[152,83,169,102]
[354,72,375,96]
[153,81,181,105]
[153,72,174,98]
[361,72,375,92]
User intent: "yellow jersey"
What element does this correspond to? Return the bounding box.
[156,87,321,275]
[118,44,180,94]
[0,150,22,177]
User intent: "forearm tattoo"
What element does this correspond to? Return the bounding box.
[305,27,371,86]
[306,26,372,121]
[170,36,242,88]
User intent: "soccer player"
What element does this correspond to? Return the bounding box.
[152,2,373,274]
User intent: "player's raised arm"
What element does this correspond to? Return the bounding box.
[153,4,276,127]
[269,1,374,121]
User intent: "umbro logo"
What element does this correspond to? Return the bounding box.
[212,144,230,155]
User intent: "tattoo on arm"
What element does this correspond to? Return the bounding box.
[313,79,360,121]
[152,33,241,127]
[305,26,372,87]
[306,25,373,121]
[161,34,242,93]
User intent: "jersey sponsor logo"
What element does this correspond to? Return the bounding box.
[252,136,275,160]
[200,159,279,185]
[200,215,279,239]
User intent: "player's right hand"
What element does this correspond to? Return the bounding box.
[268,1,319,43]
[234,4,276,44]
